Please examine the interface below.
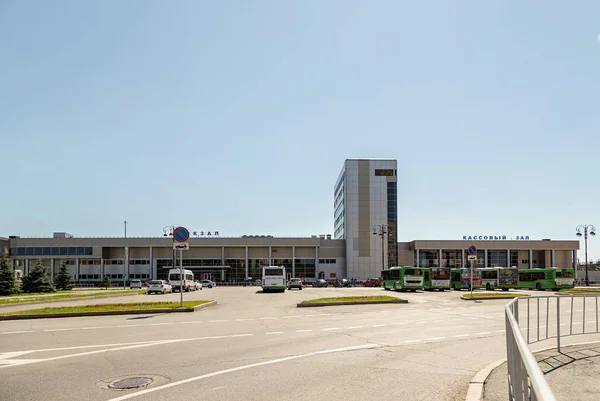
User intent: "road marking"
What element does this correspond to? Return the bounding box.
[209,386,226,391]
[260,317,277,320]
[150,323,174,326]
[322,328,340,331]
[296,329,312,333]
[235,318,254,321]
[454,334,469,338]
[474,332,492,335]
[44,328,77,332]
[0,351,34,359]
[372,324,386,328]
[283,315,301,319]
[180,321,202,324]
[495,330,505,333]
[428,337,446,340]
[0,334,254,370]
[208,320,228,323]
[403,340,422,343]
[103,344,380,401]
[348,326,363,329]
[305,314,330,317]
[266,332,284,335]
[1,331,34,335]
[0,359,44,366]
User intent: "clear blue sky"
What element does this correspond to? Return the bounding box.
[1,1,599,260]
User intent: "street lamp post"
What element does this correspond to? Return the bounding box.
[373,225,389,273]
[576,224,596,286]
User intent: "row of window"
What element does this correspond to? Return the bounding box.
[318,259,337,264]
[77,273,151,280]
[11,247,93,256]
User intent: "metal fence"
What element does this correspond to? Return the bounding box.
[505,294,600,401]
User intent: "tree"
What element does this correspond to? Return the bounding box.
[101,275,112,289]
[54,262,74,290]
[0,254,19,295]
[21,259,55,293]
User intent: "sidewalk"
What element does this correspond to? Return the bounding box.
[482,342,600,401]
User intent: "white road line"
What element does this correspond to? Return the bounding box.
[208,320,228,323]
[474,332,492,335]
[104,344,380,401]
[0,359,44,366]
[209,386,226,391]
[1,331,34,335]
[495,330,506,333]
[235,318,254,321]
[0,351,34,359]
[454,334,469,338]
[260,317,277,320]
[348,326,363,329]
[305,314,330,317]
[180,321,202,324]
[428,337,446,340]
[296,329,312,333]
[44,328,77,332]
[283,315,301,319]
[149,323,173,326]
[322,328,340,331]
[372,324,386,328]
[403,340,422,343]
[266,332,284,335]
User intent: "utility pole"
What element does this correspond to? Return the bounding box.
[124,220,127,238]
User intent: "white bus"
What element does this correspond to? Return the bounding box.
[262,266,286,293]
[168,268,196,292]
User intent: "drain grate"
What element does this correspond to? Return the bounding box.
[108,377,153,390]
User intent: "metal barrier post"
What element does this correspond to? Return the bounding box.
[570,297,574,335]
[546,297,549,340]
[584,297,586,334]
[537,298,540,342]
[557,296,561,353]
[527,298,531,343]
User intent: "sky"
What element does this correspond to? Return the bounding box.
[1,1,599,260]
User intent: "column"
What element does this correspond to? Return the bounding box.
[416,249,420,267]
[573,250,577,269]
[221,246,225,266]
[244,246,249,280]
[438,249,443,268]
[101,258,105,279]
[315,246,319,279]
[50,259,55,280]
[25,259,29,275]
[461,249,465,268]
[76,258,80,282]
[292,246,296,277]
[529,249,533,268]
[551,249,555,267]
[150,246,155,280]
[221,269,225,281]
[484,249,488,268]
[507,250,510,267]
[268,246,272,266]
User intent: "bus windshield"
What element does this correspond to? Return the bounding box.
[169,274,182,280]
[404,269,422,276]
[556,270,574,278]
[432,269,449,279]
[264,268,284,276]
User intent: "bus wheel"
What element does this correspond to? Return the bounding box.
[502,288,509,292]
[439,289,444,292]
[486,283,491,291]
[536,283,542,291]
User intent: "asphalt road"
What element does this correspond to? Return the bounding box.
[1,287,518,401]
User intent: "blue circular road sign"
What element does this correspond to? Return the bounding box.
[468,245,477,255]
[173,226,190,243]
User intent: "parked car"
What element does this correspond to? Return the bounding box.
[194,280,203,290]
[201,280,215,288]
[364,278,381,287]
[287,278,303,290]
[313,279,328,288]
[147,280,172,295]
[130,279,142,289]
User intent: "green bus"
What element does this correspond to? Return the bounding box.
[479,267,519,291]
[381,266,430,291]
[423,268,451,291]
[450,268,483,291]
[517,268,575,291]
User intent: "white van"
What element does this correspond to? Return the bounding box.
[168,268,196,292]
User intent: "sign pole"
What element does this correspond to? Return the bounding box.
[470,258,474,299]
[180,248,183,308]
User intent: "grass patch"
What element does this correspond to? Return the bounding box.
[300,295,399,304]
[557,288,600,294]
[1,301,210,316]
[0,290,145,305]
[462,293,529,299]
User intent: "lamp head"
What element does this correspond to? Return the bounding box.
[591,231,596,237]
[576,232,583,237]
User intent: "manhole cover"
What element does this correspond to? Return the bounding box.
[108,377,153,390]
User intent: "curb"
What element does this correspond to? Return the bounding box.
[460,295,529,301]
[465,339,600,401]
[297,299,408,307]
[0,292,142,309]
[0,300,217,321]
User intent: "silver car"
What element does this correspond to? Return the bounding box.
[147,280,172,295]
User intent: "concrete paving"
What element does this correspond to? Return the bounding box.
[483,342,600,401]
[0,287,542,401]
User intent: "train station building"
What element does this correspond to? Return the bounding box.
[1,158,581,282]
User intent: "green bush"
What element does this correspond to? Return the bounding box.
[101,275,112,289]
[21,260,55,293]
